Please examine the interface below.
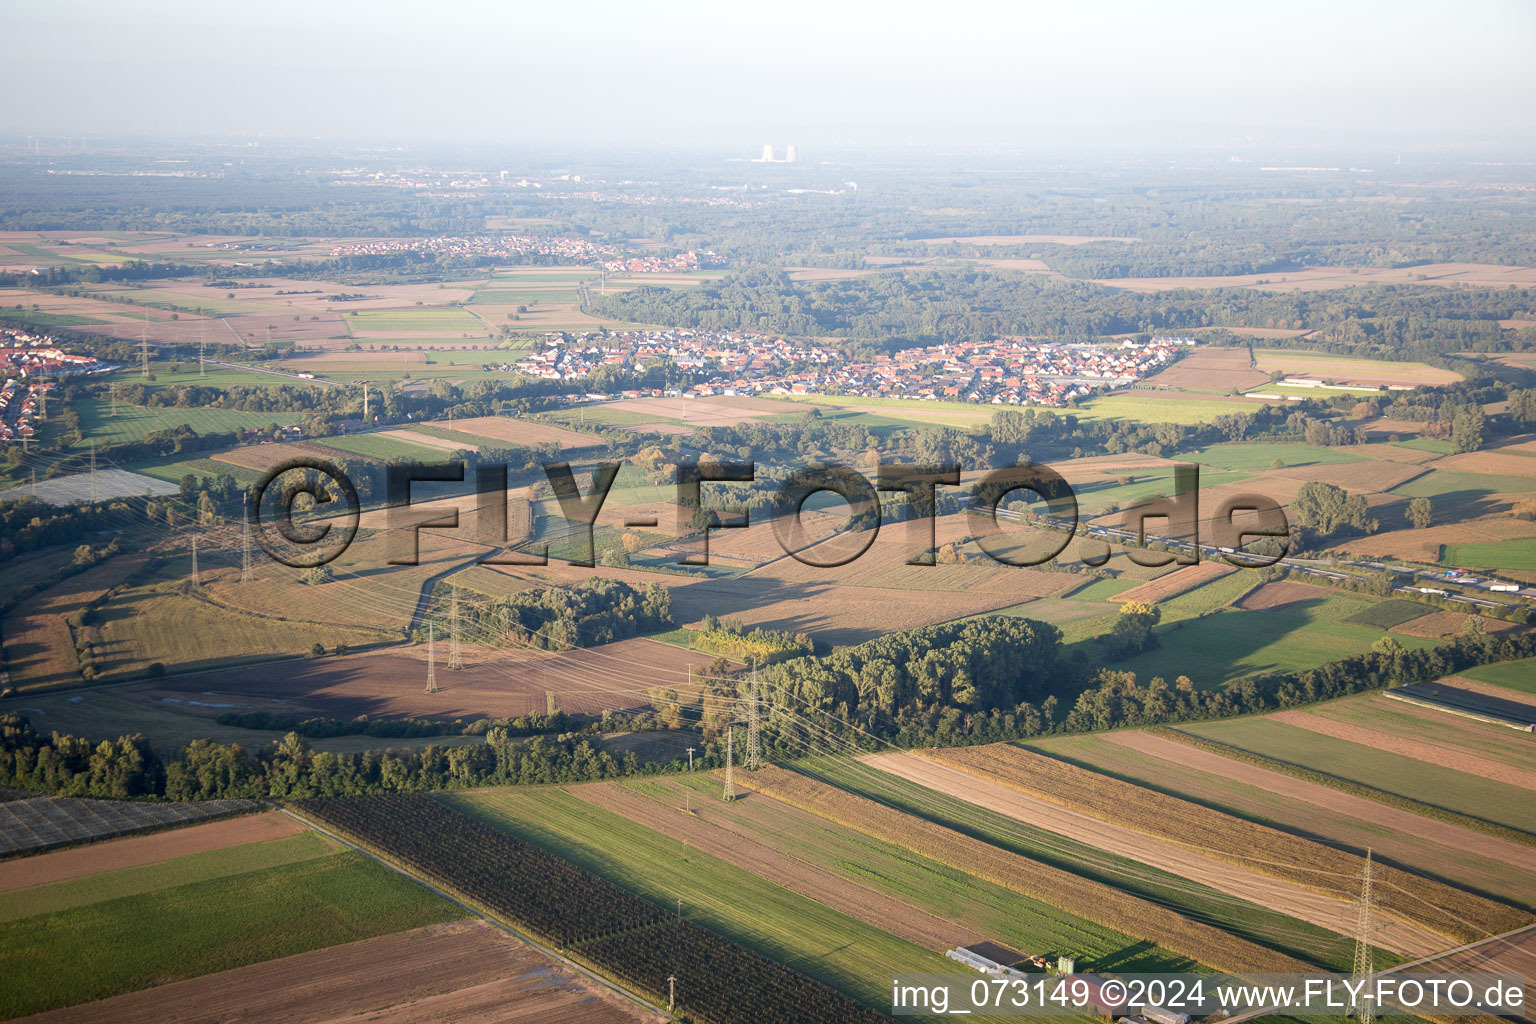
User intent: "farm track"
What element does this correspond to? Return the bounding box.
[865,752,1444,956]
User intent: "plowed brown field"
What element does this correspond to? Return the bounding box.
[142,637,709,719]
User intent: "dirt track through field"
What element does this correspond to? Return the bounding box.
[865,752,1445,956]
[1101,731,1536,884]
[568,780,970,950]
[0,811,306,893]
[12,918,662,1024]
[1269,711,1536,791]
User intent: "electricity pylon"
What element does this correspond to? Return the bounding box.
[721,728,735,801]
[1350,849,1377,1024]
[190,531,200,586]
[88,442,97,502]
[240,493,254,582]
[424,623,439,693]
[447,589,464,669]
[745,668,762,771]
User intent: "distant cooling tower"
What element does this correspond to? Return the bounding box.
[760,144,775,162]
[785,145,798,163]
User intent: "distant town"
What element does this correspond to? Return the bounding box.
[328,235,726,273]
[516,330,1195,407]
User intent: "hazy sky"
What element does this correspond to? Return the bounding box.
[6,0,1535,147]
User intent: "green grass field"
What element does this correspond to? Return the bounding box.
[1110,592,1433,689]
[1306,694,1536,772]
[1074,468,1252,515]
[0,848,456,1018]
[127,454,264,485]
[0,307,107,328]
[1183,443,1366,471]
[1439,538,1536,571]
[1073,393,1268,425]
[1341,598,1437,629]
[343,309,483,333]
[0,827,337,924]
[70,400,301,449]
[1065,577,1139,601]
[1461,656,1536,695]
[1179,718,1536,832]
[312,433,456,462]
[449,787,958,1012]
[1391,437,1455,455]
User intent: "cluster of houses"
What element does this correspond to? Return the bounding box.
[326,236,725,274]
[328,235,625,263]
[516,329,1189,408]
[0,328,104,444]
[0,379,51,443]
[598,250,725,273]
[514,329,837,384]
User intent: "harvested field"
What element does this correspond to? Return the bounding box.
[666,574,1067,647]
[11,918,662,1024]
[1415,927,1536,1024]
[1251,350,1464,386]
[0,812,304,893]
[208,441,356,472]
[1269,459,1429,492]
[570,780,968,950]
[1237,580,1336,611]
[2,554,148,689]
[1096,264,1536,295]
[598,395,806,428]
[1270,710,1536,791]
[1078,731,1536,908]
[1111,562,1233,604]
[923,743,1524,944]
[432,416,603,450]
[1143,347,1268,394]
[144,636,709,719]
[866,752,1440,954]
[1437,450,1536,476]
[733,765,1316,974]
[1331,516,1536,562]
[1392,611,1517,639]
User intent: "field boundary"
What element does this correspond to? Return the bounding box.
[277,805,677,1023]
[1149,726,1536,847]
